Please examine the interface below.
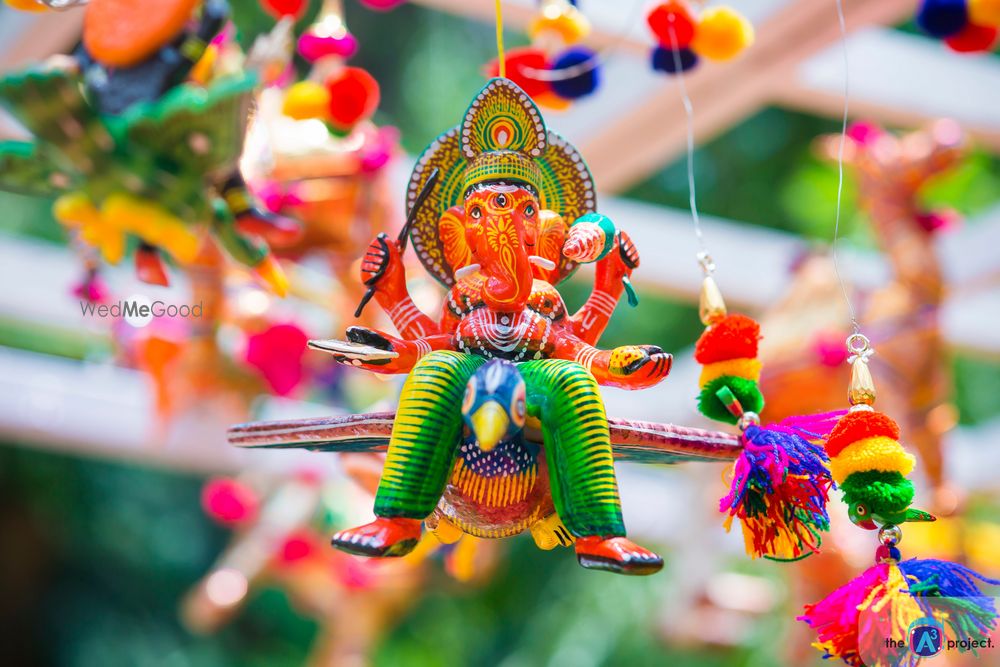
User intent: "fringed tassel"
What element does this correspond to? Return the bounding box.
[720,412,839,560]
[801,557,1000,667]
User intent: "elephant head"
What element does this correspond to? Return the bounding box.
[438,182,568,309]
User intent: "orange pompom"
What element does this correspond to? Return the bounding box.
[825,410,900,458]
[325,67,381,130]
[694,313,761,364]
[691,6,754,62]
[486,46,551,99]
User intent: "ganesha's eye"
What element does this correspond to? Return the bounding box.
[470,206,482,219]
[524,203,535,217]
[495,193,507,207]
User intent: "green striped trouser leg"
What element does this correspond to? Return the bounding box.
[374,351,486,518]
[519,359,626,537]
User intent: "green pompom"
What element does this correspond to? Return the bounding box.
[697,375,764,424]
[840,470,914,514]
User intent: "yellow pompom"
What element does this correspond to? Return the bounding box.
[699,357,762,387]
[282,81,331,121]
[691,6,755,62]
[528,4,591,44]
[53,192,98,229]
[969,0,1000,27]
[4,0,47,12]
[829,436,916,484]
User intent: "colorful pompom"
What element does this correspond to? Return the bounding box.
[202,477,260,526]
[298,31,359,62]
[944,22,1000,51]
[651,45,699,73]
[916,0,969,38]
[691,6,755,61]
[829,436,916,483]
[969,0,1000,27]
[261,0,307,19]
[528,3,591,44]
[699,357,762,386]
[698,375,764,424]
[694,313,761,364]
[647,1,697,49]
[325,67,381,130]
[825,409,900,457]
[839,470,915,516]
[244,323,310,396]
[550,46,601,100]
[487,47,552,99]
[282,80,331,120]
[720,417,833,560]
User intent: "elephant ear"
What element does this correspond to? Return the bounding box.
[438,204,473,276]
[533,209,568,284]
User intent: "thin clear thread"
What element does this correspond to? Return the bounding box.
[831,0,860,334]
[667,30,709,271]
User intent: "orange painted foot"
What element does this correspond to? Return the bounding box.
[575,536,664,576]
[330,517,422,558]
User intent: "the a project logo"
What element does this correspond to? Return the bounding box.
[79,294,203,328]
[908,618,944,658]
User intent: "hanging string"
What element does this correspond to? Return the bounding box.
[495,0,507,78]
[666,29,711,274]
[830,0,860,334]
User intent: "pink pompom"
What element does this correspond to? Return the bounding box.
[360,0,407,10]
[846,121,883,146]
[244,323,310,396]
[297,31,359,62]
[916,208,960,233]
[202,477,260,526]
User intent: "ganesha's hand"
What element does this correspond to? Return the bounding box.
[592,345,672,390]
[360,233,406,298]
[309,327,405,373]
[595,231,640,285]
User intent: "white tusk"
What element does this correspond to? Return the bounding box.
[454,263,481,280]
[529,255,556,271]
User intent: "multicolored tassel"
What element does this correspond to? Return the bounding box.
[720,412,837,560]
[695,271,834,559]
[800,534,1000,666]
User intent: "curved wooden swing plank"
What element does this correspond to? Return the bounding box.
[228,412,742,465]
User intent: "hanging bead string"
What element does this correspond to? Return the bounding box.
[495,0,507,78]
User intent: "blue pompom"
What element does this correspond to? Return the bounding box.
[916,0,969,38]
[651,46,698,74]
[550,46,600,100]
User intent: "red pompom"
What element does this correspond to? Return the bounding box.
[647,1,697,49]
[325,67,381,130]
[825,410,900,458]
[201,477,260,526]
[694,313,761,364]
[278,531,318,565]
[261,0,307,19]
[486,46,552,99]
[944,23,999,53]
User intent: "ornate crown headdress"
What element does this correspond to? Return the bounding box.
[407,78,597,287]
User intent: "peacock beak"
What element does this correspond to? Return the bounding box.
[470,401,509,452]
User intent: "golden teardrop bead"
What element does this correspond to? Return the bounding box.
[849,358,877,406]
[699,275,727,325]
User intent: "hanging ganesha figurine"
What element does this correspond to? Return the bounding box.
[230,78,752,576]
